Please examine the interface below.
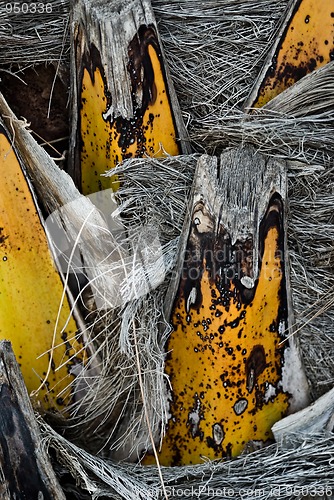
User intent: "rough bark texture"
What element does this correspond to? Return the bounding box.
[272,386,334,448]
[69,0,190,188]
[0,340,65,499]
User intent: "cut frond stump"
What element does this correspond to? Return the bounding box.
[0,113,93,414]
[0,341,65,499]
[143,146,310,466]
[245,0,334,108]
[69,0,190,195]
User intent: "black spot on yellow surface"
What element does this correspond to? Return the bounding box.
[251,0,334,107]
[77,25,181,195]
[143,194,291,465]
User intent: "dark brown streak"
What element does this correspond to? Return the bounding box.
[76,28,112,189]
[128,25,166,112]
[245,345,266,393]
[258,193,288,342]
[175,192,287,320]
[254,0,303,102]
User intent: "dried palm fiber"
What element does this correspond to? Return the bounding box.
[0,91,179,452]
[0,0,288,109]
[1,0,334,499]
[65,156,198,454]
[194,61,334,398]
[79,62,334,458]
[40,414,334,500]
[196,61,334,164]
[0,82,197,457]
[54,66,334,492]
[0,0,70,66]
[0,92,125,435]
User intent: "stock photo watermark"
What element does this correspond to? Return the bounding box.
[2,0,69,15]
[145,484,333,498]
[4,2,53,14]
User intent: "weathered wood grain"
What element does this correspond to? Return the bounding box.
[272,386,334,448]
[148,146,310,465]
[0,341,65,499]
[69,0,190,193]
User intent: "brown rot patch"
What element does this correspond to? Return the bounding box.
[0,227,8,248]
[245,345,266,393]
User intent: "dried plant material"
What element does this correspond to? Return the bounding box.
[0,118,91,414]
[245,0,334,108]
[69,0,189,194]
[1,1,334,498]
[272,386,334,448]
[40,414,334,500]
[0,1,70,66]
[143,148,309,466]
[195,61,334,164]
[0,341,66,499]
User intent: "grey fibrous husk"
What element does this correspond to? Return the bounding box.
[66,156,197,458]
[2,1,334,499]
[196,62,334,165]
[0,0,70,66]
[40,414,334,500]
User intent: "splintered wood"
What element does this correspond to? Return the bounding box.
[70,0,189,195]
[0,341,65,499]
[143,146,310,466]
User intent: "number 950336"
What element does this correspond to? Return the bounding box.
[5,3,53,14]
